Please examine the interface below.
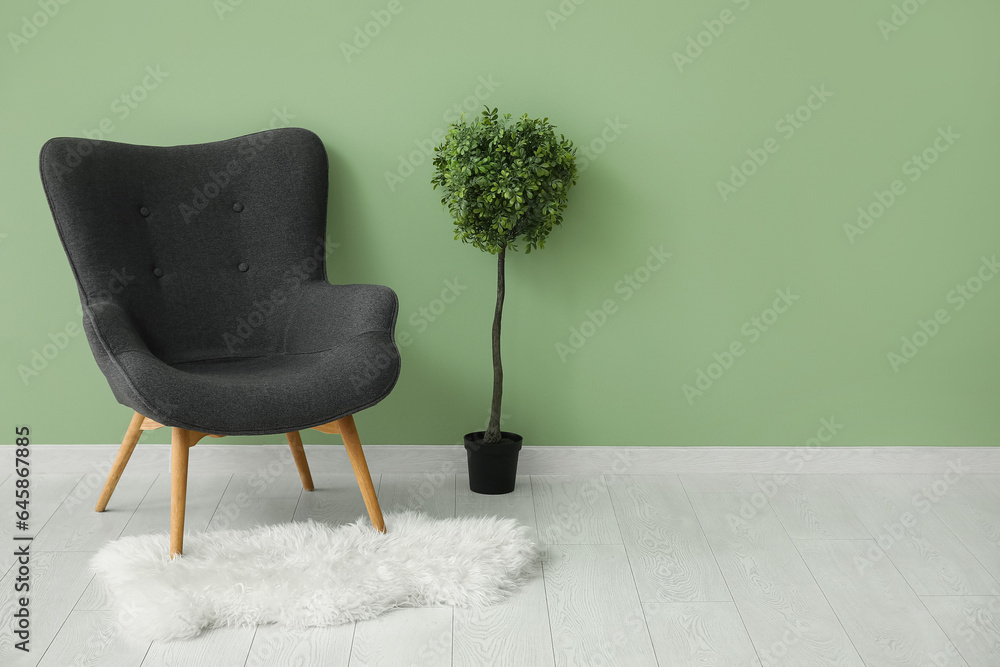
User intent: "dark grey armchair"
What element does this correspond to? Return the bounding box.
[39,128,400,557]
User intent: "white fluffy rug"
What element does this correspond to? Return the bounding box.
[91,512,539,641]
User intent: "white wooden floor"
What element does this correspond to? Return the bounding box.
[2,462,1000,666]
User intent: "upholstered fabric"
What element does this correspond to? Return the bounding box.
[39,128,400,435]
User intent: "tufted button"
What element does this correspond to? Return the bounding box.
[139,207,150,217]
[233,202,244,213]
[153,267,163,278]
[238,262,249,272]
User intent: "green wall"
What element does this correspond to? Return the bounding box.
[2,0,998,446]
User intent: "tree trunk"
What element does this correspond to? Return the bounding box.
[483,246,506,444]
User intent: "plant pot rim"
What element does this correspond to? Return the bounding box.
[464,430,522,441]
[464,430,523,451]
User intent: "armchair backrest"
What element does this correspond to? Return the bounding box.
[40,128,330,364]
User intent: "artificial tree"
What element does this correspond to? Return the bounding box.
[432,107,577,445]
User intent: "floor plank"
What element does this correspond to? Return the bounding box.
[244,624,354,667]
[901,473,1000,584]
[754,474,870,540]
[0,551,97,667]
[607,475,730,602]
[796,539,968,666]
[377,473,456,518]
[642,601,761,666]
[456,472,537,532]
[687,492,865,666]
[453,472,552,666]
[679,474,758,493]
[532,476,622,545]
[919,596,1000,667]
[293,472,374,527]
[543,544,657,666]
[833,474,1000,595]
[0,473,87,548]
[349,608,452,666]
[139,626,255,667]
[75,571,116,612]
[965,475,1000,502]
[35,610,151,667]
[454,575,553,667]
[33,474,156,551]
[119,473,232,538]
[206,498,298,532]
[224,465,309,500]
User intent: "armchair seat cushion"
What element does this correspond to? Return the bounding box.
[85,282,400,436]
[121,329,398,435]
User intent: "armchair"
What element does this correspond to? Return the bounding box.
[39,128,400,557]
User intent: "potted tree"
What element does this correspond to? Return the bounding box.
[432,107,578,494]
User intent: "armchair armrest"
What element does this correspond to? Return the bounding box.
[83,299,153,357]
[282,281,399,354]
[79,298,177,419]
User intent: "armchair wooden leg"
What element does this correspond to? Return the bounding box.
[167,427,210,558]
[95,412,145,512]
[170,427,191,558]
[285,431,315,491]
[338,416,385,533]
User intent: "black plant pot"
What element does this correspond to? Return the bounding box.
[464,431,523,494]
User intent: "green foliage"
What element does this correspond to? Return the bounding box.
[431,107,578,255]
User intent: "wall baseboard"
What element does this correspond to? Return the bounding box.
[6,444,998,475]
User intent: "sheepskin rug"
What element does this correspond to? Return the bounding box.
[91,511,539,641]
